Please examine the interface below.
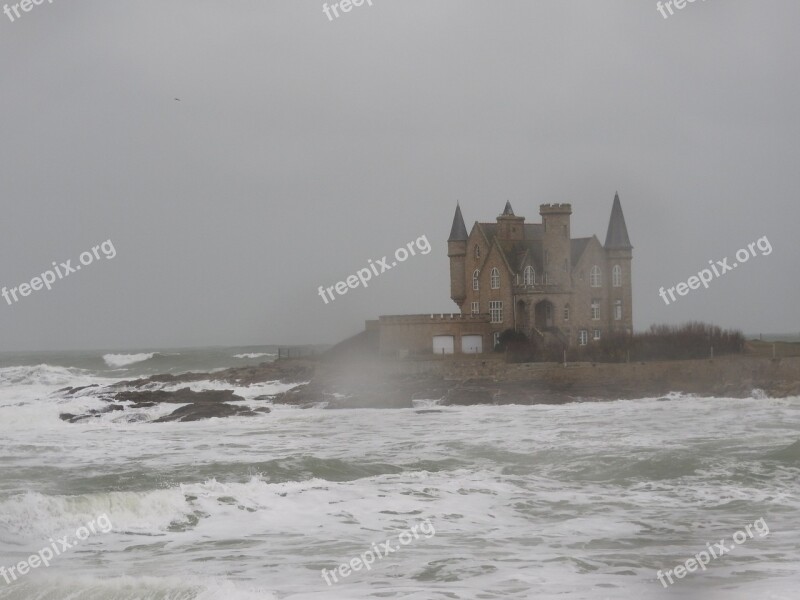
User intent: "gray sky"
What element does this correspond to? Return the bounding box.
[0,0,797,351]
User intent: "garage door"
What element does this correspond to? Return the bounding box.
[432,335,455,355]
[461,335,483,354]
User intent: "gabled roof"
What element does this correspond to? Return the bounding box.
[571,237,592,265]
[448,203,468,242]
[523,223,544,239]
[477,222,496,242]
[513,240,544,272]
[604,192,632,249]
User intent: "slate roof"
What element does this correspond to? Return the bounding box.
[448,204,468,241]
[604,192,633,249]
[475,225,591,274]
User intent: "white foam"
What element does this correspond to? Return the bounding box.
[0,364,95,387]
[0,488,195,540]
[103,352,157,368]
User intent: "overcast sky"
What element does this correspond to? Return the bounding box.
[0,0,797,352]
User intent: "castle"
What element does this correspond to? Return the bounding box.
[375,194,633,355]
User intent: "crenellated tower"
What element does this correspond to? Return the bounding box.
[539,203,572,287]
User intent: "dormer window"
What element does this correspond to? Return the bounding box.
[523,266,535,286]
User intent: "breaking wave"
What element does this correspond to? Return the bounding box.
[103,353,160,368]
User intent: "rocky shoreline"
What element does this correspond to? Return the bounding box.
[58,360,315,423]
[56,354,800,423]
[274,354,800,408]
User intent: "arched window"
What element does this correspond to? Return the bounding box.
[472,269,480,291]
[523,266,535,286]
[590,265,602,287]
[615,300,623,321]
[474,245,481,259]
[490,267,500,289]
[591,299,600,320]
[612,265,622,287]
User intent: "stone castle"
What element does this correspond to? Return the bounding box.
[374,194,633,355]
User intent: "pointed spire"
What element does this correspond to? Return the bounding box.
[448,202,468,241]
[604,192,632,249]
[502,200,515,216]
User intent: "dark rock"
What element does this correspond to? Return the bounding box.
[61,387,267,424]
[154,402,257,422]
[113,360,315,389]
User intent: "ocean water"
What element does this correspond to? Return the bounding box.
[0,350,798,599]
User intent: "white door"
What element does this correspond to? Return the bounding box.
[432,335,455,355]
[461,335,483,354]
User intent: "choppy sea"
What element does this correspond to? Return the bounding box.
[0,347,798,599]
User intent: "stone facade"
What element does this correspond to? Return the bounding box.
[378,194,633,355]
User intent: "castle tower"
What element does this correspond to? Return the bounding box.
[539,203,572,287]
[604,192,633,333]
[496,201,525,241]
[448,203,468,309]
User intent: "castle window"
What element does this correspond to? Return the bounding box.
[473,270,480,291]
[591,299,600,320]
[615,300,622,321]
[493,331,501,349]
[563,224,568,238]
[564,304,570,321]
[612,265,622,287]
[578,330,588,346]
[590,265,602,287]
[490,268,500,289]
[544,271,551,285]
[489,301,504,323]
[471,301,479,315]
[523,266,535,286]
[474,245,480,259]
[593,329,601,341]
